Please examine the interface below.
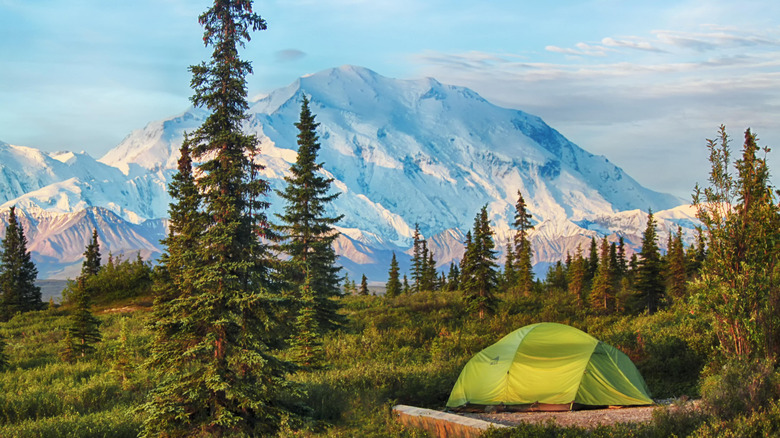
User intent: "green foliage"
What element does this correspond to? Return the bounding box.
[0,333,8,371]
[0,206,43,321]
[81,229,101,278]
[635,210,664,314]
[64,253,153,305]
[0,310,151,436]
[275,94,344,332]
[692,126,780,360]
[142,1,301,436]
[63,278,102,360]
[513,190,535,297]
[700,358,780,420]
[461,206,500,319]
[386,252,402,298]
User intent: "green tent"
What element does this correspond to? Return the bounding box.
[446,322,652,409]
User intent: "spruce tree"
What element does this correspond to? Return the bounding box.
[142,2,297,436]
[0,206,43,320]
[290,273,324,369]
[422,250,437,292]
[635,210,664,314]
[359,274,369,296]
[155,140,202,305]
[503,242,517,290]
[567,245,586,306]
[81,229,101,278]
[587,237,599,283]
[590,237,614,313]
[275,95,344,331]
[402,274,410,294]
[385,252,402,298]
[513,191,535,296]
[64,277,101,360]
[447,262,460,291]
[461,206,500,319]
[666,226,687,302]
[410,224,427,292]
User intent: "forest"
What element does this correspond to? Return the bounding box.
[2,1,780,437]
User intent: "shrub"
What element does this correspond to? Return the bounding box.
[700,358,780,420]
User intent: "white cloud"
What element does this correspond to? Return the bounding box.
[411,26,780,198]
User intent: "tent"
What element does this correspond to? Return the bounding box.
[446,322,652,410]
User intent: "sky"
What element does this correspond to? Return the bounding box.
[2,0,780,199]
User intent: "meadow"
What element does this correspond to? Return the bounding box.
[4,285,779,437]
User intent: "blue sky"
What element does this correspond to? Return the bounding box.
[2,0,780,198]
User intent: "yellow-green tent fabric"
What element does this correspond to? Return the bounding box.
[446,323,652,408]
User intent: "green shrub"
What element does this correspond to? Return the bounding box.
[700,358,780,420]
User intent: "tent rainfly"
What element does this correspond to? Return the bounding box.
[446,322,653,410]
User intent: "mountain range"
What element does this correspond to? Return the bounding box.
[0,65,699,280]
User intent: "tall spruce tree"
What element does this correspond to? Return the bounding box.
[513,191,535,296]
[64,277,102,360]
[276,95,344,331]
[461,206,500,319]
[385,252,402,298]
[635,210,664,314]
[142,2,297,436]
[359,274,369,296]
[410,224,428,292]
[0,207,43,320]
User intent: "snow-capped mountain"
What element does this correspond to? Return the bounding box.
[0,66,695,279]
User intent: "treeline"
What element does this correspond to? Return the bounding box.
[382,200,706,320]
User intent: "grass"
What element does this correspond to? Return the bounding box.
[0,288,774,437]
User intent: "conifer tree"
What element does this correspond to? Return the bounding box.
[447,263,460,291]
[0,206,43,320]
[461,206,499,319]
[590,237,614,313]
[275,95,344,331]
[155,141,202,304]
[666,226,687,302]
[142,2,297,435]
[422,251,437,291]
[513,191,535,296]
[410,224,427,292]
[587,237,599,283]
[616,236,628,278]
[290,273,324,369]
[81,229,101,278]
[567,245,586,306]
[359,274,369,296]
[385,252,402,298]
[635,210,664,314]
[64,277,101,360]
[402,274,410,294]
[113,317,133,389]
[503,242,517,289]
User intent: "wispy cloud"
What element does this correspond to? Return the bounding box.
[275,49,307,62]
[412,26,780,197]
